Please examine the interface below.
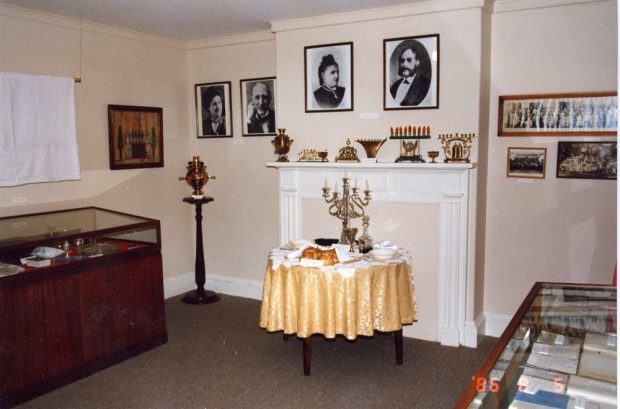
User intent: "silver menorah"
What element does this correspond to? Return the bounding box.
[322,176,372,245]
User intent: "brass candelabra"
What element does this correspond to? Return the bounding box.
[322,176,372,245]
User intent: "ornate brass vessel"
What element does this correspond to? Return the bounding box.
[178,156,215,196]
[355,138,387,159]
[271,128,293,162]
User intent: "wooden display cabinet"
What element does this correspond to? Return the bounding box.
[0,207,167,408]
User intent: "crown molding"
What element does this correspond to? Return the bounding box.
[0,3,186,49]
[186,31,275,50]
[270,0,487,33]
[492,0,610,13]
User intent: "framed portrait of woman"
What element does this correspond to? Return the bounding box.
[384,34,439,110]
[195,81,232,138]
[304,42,353,113]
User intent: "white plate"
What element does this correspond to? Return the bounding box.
[289,239,310,249]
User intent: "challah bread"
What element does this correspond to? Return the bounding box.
[300,247,339,266]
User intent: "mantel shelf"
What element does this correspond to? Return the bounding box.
[267,161,475,170]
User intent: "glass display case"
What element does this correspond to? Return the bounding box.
[0,207,160,276]
[0,207,166,408]
[454,282,616,409]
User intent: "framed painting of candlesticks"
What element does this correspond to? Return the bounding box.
[384,34,439,110]
[195,81,233,138]
[304,42,353,113]
[108,105,163,170]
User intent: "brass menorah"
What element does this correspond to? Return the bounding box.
[322,176,372,244]
[438,133,476,163]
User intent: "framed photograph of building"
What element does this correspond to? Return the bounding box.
[240,77,276,136]
[108,105,163,170]
[304,42,353,112]
[195,81,232,138]
[556,141,617,180]
[384,34,439,110]
[506,147,547,179]
[498,92,617,136]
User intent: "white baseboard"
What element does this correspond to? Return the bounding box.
[463,313,486,348]
[164,271,263,300]
[484,312,512,338]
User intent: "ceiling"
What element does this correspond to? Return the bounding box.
[2,0,423,41]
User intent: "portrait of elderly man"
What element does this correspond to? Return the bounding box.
[245,79,276,135]
[385,36,437,109]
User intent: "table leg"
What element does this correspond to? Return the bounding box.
[394,329,403,365]
[302,337,312,376]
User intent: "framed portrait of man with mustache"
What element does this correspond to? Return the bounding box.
[384,34,439,110]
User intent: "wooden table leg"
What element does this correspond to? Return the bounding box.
[394,329,403,365]
[302,337,312,375]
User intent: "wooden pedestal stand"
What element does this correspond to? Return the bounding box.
[182,196,220,304]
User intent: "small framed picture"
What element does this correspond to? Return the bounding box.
[384,34,439,110]
[240,77,277,136]
[195,82,232,138]
[506,147,547,179]
[304,42,353,112]
[498,92,617,136]
[108,105,163,170]
[557,141,617,180]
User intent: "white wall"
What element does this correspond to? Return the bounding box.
[484,0,618,331]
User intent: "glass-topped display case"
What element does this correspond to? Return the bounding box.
[455,282,616,409]
[0,207,160,278]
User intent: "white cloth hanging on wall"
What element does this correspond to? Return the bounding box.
[0,72,80,186]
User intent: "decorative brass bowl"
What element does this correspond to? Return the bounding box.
[427,151,439,163]
[355,138,387,159]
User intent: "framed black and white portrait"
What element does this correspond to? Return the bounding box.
[557,141,617,180]
[304,42,353,113]
[195,81,232,138]
[384,34,439,110]
[240,77,277,136]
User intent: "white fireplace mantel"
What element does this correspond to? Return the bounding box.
[267,161,475,347]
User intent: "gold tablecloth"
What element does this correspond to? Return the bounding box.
[259,250,417,340]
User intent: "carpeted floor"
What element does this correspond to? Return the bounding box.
[15,294,496,409]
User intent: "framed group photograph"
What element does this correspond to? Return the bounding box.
[556,141,617,180]
[498,92,618,136]
[108,105,163,170]
[384,34,439,110]
[506,147,547,179]
[304,42,353,112]
[240,77,277,136]
[195,82,232,138]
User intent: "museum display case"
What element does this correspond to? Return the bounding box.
[454,282,616,409]
[0,207,167,408]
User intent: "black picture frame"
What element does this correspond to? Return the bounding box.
[304,42,353,112]
[108,105,163,170]
[384,34,439,110]
[195,81,232,138]
[240,77,277,136]
[556,141,617,180]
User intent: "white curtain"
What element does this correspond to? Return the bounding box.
[0,72,80,186]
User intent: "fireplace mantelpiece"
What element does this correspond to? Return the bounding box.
[267,161,476,347]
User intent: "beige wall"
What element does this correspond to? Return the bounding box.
[0,5,194,285]
[0,0,617,341]
[484,0,618,320]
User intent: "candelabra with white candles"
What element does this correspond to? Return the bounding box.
[321,175,372,246]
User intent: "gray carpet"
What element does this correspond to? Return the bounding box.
[15,294,496,409]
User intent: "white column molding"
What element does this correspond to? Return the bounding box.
[267,162,475,347]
